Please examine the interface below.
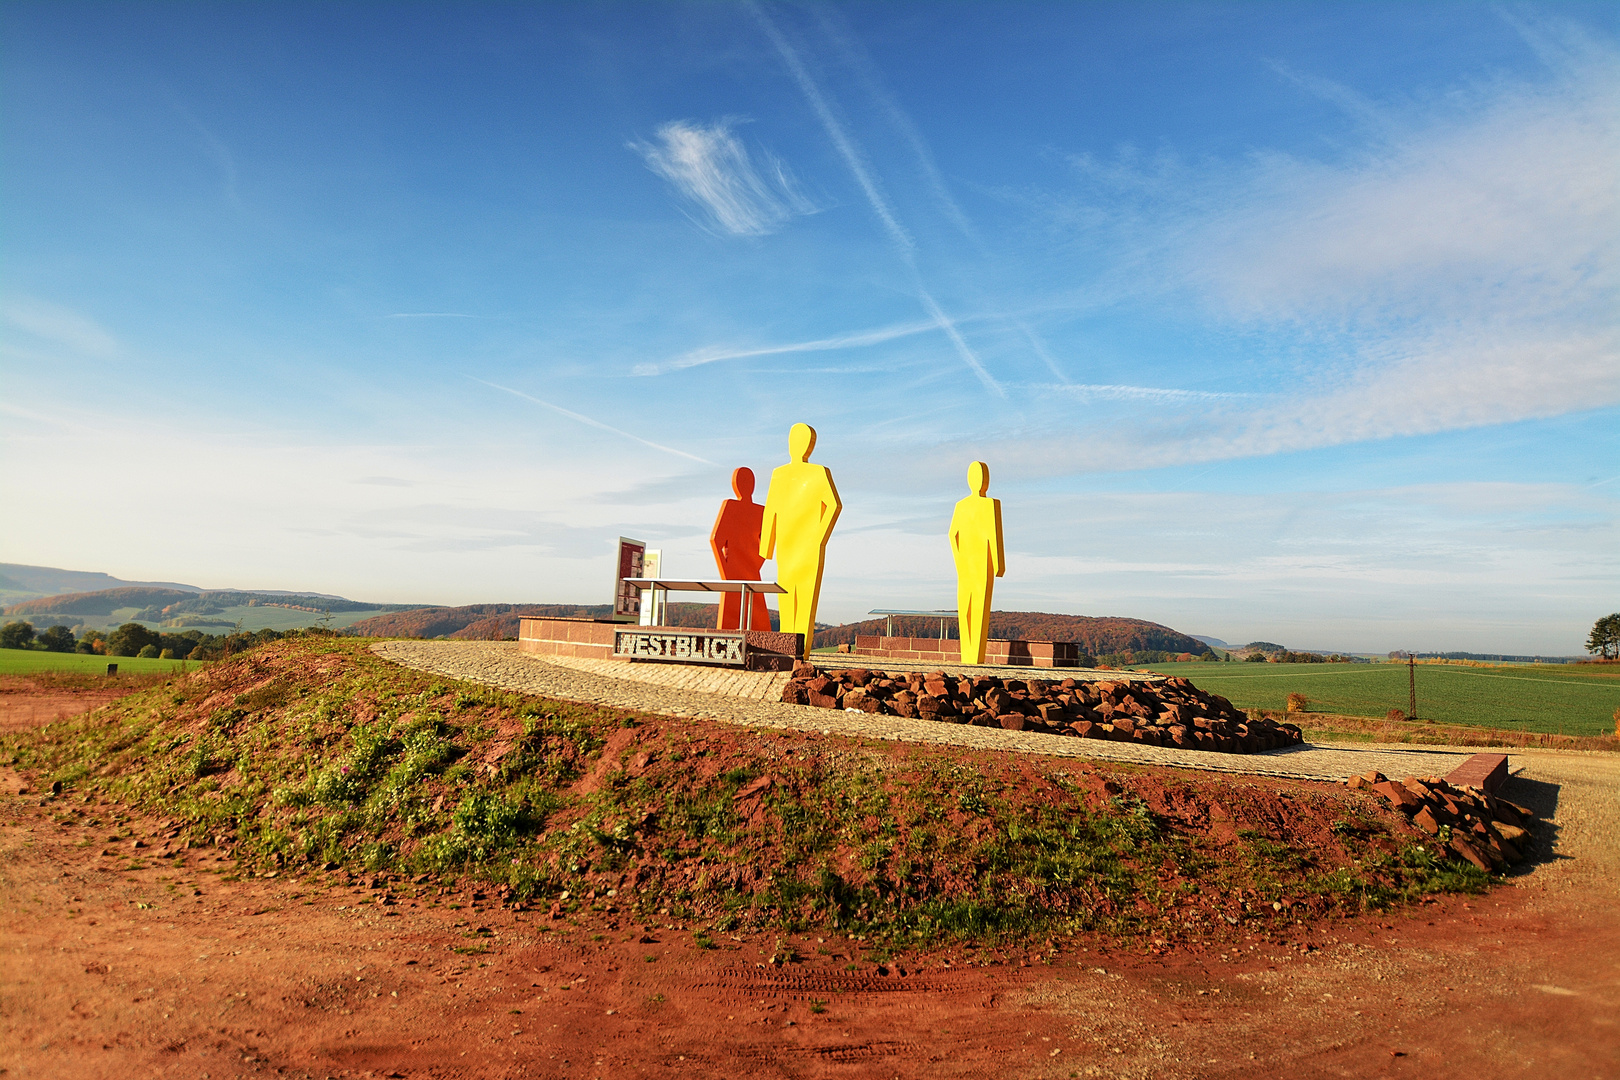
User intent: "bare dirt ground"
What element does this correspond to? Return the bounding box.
[2,700,1615,1078]
[0,678,131,736]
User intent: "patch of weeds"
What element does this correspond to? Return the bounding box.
[809,999,826,1014]
[428,791,528,865]
[183,734,221,780]
[361,841,394,872]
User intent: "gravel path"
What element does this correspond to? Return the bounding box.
[374,641,1481,782]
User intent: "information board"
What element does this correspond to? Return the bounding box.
[612,537,646,622]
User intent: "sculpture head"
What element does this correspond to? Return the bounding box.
[967,460,990,496]
[731,466,755,501]
[788,422,817,463]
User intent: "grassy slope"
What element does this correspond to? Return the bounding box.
[1139,661,1620,737]
[0,649,198,676]
[3,639,1488,945]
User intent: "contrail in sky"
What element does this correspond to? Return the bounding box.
[809,7,1072,385]
[747,1,1006,399]
[633,319,937,376]
[472,378,715,465]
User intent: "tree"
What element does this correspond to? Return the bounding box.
[37,625,76,653]
[1588,613,1620,660]
[0,621,35,650]
[106,622,159,658]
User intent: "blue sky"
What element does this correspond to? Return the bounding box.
[2,2,1616,653]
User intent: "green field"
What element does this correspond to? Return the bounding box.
[13,604,396,635]
[1141,661,1620,737]
[0,650,199,676]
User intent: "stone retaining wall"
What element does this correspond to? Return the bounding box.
[518,617,801,672]
[850,635,1082,667]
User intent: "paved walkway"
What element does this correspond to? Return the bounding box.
[372,641,1482,783]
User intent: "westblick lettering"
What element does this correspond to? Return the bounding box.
[613,630,747,665]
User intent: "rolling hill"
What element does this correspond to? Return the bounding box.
[0,563,202,605]
[345,602,777,640]
[2,586,421,634]
[815,612,1212,657]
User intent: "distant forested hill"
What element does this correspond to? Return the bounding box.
[345,601,778,640]
[0,563,202,603]
[815,612,1211,657]
[3,587,419,627]
[4,587,198,617]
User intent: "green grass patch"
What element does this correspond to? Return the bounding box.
[1139,661,1619,737]
[0,649,199,676]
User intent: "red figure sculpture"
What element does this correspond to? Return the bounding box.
[710,467,771,631]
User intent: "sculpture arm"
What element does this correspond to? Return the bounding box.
[758,496,777,560]
[820,470,843,535]
[992,498,1006,578]
[709,504,730,568]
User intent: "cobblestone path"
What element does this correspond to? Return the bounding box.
[373,641,1486,782]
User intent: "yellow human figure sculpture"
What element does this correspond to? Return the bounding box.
[949,461,1005,665]
[759,423,842,657]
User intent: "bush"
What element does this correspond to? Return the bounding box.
[1285,693,1309,713]
[107,622,160,658]
[136,645,160,658]
[0,621,35,650]
[159,648,175,659]
[1245,652,1268,662]
[37,625,76,652]
[1386,708,1407,723]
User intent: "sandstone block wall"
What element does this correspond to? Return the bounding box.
[518,616,618,661]
[850,635,1082,667]
[518,617,802,672]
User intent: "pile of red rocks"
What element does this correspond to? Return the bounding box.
[780,664,1303,754]
[1349,770,1536,871]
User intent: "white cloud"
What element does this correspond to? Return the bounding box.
[632,118,815,237]
[1001,28,1620,472]
[2,297,120,359]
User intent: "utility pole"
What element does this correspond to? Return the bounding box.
[1408,654,1418,722]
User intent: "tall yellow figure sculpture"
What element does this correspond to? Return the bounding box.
[759,423,842,656]
[950,460,1005,665]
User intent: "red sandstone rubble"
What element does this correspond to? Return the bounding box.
[1348,769,1536,871]
[780,664,1304,754]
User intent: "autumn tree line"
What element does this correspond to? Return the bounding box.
[0,619,330,660]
